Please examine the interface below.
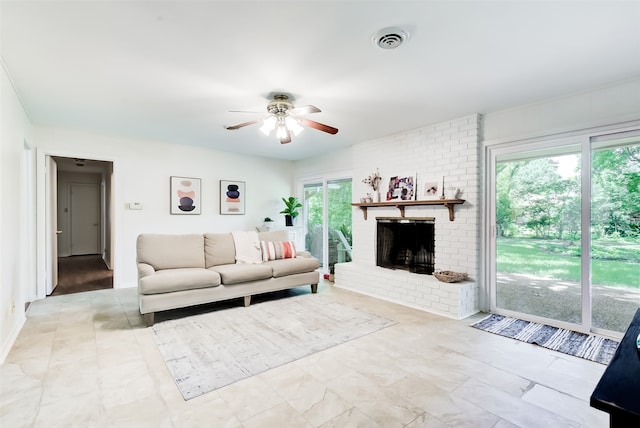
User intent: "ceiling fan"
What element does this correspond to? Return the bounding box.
[225,94,339,144]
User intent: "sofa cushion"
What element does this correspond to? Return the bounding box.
[204,233,236,267]
[210,263,273,285]
[266,257,320,278]
[139,268,221,294]
[260,240,297,261]
[137,234,205,270]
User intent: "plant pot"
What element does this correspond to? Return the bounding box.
[285,215,295,227]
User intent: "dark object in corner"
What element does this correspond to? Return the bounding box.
[590,308,640,427]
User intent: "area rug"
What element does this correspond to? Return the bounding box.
[151,294,396,400]
[471,314,619,365]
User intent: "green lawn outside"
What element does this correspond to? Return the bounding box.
[497,237,640,289]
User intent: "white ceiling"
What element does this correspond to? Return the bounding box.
[2,1,640,160]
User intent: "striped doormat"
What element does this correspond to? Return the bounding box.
[471,314,619,365]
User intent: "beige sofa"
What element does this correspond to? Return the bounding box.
[136,230,319,326]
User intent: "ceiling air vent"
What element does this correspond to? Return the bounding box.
[373,27,409,50]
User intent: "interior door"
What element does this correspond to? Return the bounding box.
[46,156,58,295]
[70,183,101,255]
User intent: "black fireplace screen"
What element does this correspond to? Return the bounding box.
[376,218,435,274]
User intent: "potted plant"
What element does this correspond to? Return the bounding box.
[280,196,302,226]
[263,217,274,230]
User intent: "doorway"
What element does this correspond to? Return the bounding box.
[49,156,114,295]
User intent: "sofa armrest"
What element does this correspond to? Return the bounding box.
[137,262,156,280]
[297,251,312,258]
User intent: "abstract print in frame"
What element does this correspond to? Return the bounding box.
[170,176,202,215]
[220,180,245,215]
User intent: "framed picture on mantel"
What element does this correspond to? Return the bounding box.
[386,175,415,201]
[220,180,245,215]
[422,178,440,200]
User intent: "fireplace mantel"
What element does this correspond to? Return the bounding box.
[352,199,465,221]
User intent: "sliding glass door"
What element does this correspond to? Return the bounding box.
[590,134,640,332]
[489,128,640,335]
[495,147,583,324]
[327,178,353,270]
[302,178,352,272]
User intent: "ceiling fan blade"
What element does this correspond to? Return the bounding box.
[280,130,292,144]
[299,118,339,135]
[287,105,321,116]
[225,119,261,130]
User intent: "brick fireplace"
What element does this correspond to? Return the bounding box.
[334,114,481,319]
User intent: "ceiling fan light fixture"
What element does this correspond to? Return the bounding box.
[259,116,277,135]
[285,116,304,136]
[276,123,288,140]
[226,93,338,143]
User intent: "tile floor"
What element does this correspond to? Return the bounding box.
[1,282,609,427]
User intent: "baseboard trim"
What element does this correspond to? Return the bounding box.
[0,314,26,365]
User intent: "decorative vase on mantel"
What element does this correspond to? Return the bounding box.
[445,187,459,199]
[376,192,381,203]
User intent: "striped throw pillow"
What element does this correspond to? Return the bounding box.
[260,241,297,261]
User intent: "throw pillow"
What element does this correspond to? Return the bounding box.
[260,241,297,262]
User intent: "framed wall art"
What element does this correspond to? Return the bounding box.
[220,180,245,215]
[170,176,201,215]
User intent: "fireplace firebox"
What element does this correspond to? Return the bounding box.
[376,217,435,274]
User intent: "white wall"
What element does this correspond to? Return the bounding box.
[0,63,34,362]
[292,147,353,182]
[484,77,640,143]
[34,126,294,293]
